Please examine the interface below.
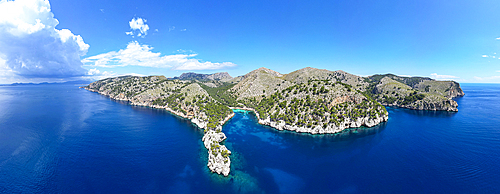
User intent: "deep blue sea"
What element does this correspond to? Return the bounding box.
[0,83,499,193]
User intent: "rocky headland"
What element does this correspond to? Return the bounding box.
[83,67,463,176]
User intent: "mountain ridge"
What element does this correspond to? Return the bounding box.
[83,67,464,177]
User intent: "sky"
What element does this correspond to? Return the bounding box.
[1,0,500,84]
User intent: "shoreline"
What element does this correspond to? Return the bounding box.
[83,87,233,176]
[229,106,388,135]
[83,87,389,176]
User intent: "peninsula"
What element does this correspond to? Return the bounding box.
[83,67,464,176]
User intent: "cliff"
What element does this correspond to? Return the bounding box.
[85,76,232,176]
[83,67,464,176]
[365,74,464,111]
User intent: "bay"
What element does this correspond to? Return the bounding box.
[0,83,499,193]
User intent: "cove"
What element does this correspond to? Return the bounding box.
[0,83,499,193]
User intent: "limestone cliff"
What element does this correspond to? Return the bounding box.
[85,76,232,176]
[83,67,464,177]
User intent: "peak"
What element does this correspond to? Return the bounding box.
[248,67,283,77]
[296,67,331,72]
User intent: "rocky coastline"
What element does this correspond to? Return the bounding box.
[230,107,388,134]
[81,67,464,177]
[86,85,389,175]
[83,87,233,177]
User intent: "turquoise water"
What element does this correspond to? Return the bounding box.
[0,83,499,193]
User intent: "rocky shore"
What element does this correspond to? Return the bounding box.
[81,67,464,177]
[258,114,389,134]
[231,107,388,134]
[382,99,459,112]
[83,87,233,177]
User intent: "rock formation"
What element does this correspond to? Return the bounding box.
[82,67,464,176]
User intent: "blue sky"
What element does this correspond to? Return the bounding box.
[1,0,500,84]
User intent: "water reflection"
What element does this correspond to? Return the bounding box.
[387,106,457,118]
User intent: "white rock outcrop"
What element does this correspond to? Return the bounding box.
[254,108,389,134]
[202,130,231,176]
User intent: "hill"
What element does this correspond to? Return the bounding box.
[83,67,464,176]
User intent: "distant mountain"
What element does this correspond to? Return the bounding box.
[83,67,464,177]
[1,80,92,86]
[174,72,233,81]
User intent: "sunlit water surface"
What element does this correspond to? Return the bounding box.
[0,83,499,193]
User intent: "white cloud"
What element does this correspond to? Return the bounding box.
[172,61,235,70]
[0,0,89,79]
[169,26,175,32]
[473,76,500,82]
[86,68,148,81]
[496,37,500,40]
[180,29,186,31]
[87,68,100,75]
[175,49,195,54]
[127,17,149,38]
[482,55,489,57]
[430,73,459,80]
[82,41,236,70]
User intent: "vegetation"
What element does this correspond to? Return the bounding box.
[239,80,388,129]
[200,83,239,107]
[401,92,425,105]
[199,99,232,130]
[84,68,462,177]
[85,67,461,135]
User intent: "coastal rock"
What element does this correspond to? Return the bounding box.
[191,118,207,129]
[84,77,233,177]
[202,130,231,176]
[372,77,461,111]
[83,67,465,178]
[255,108,389,134]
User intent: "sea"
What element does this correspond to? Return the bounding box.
[0,83,499,193]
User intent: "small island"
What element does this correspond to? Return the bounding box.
[83,67,464,176]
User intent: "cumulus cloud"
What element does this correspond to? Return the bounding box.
[430,73,459,80]
[82,41,236,70]
[83,68,117,80]
[496,37,500,40]
[0,0,89,78]
[86,68,100,76]
[482,55,489,57]
[127,17,149,38]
